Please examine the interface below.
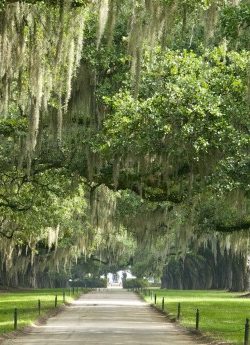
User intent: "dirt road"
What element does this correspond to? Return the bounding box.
[3,289,205,345]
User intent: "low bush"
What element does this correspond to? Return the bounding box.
[71,278,107,288]
[123,278,149,289]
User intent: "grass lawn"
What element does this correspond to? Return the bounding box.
[0,288,88,334]
[143,289,249,345]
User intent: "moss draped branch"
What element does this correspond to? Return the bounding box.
[215,222,250,233]
[2,0,89,7]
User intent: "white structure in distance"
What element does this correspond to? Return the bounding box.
[104,270,136,287]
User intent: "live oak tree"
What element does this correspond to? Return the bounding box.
[0,0,249,289]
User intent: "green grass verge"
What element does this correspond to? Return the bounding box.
[143,289,249,345]
[0,288,89,334]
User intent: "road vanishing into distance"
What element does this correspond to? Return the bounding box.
[3,289,205,345]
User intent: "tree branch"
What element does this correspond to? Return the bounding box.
[4,0,89,7]
[90,255,109,265]
[215,221,250,233]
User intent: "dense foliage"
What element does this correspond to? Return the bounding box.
[0,0,249,289]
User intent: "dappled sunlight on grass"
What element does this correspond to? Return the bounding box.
[144,289,249,345]
[0,288,85,333]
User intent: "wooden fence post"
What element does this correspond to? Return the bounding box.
[38,299,41,315]
[196,309,200,330]
[162,297,165,311]
[245,318,249,345]
[177,303,181,320]
[14,308,17,330]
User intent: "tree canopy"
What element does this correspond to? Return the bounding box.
[0,0,249,289]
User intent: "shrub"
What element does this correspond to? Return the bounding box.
[123,278,149,289]
[71,278,107,288]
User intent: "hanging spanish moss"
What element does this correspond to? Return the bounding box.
[204,2,218,45]
[0,0,87,158]
[97,0,110,47]
[0,0,249,290]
